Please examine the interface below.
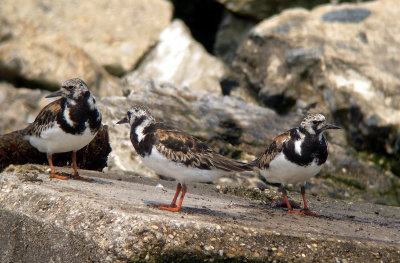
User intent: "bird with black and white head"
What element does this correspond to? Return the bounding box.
[251,113,341,216]
[117,104,253,212]
[25,78,102,182]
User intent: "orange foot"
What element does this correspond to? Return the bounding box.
[301,209,320,217]
[71,173,93,182]
[152,204,181,212]
[288,209,305,215]
[50,173,68,180]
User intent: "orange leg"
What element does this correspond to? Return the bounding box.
[173,184,187,212]
[169,183,182,208]
[70,151,92,182]
[47,154,68,180]
[281,187,304,215]
[300,186,319,217]
[153,183,187,212]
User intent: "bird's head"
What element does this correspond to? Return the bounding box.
[300,113,341,135]
[116,104,155,127]
[46,78,91,102]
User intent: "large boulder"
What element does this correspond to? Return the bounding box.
[0,0,173,95]
[1,165,398,262]
[228,0,400,156]
[125,20,227,94]
[1,0,172,74]
[0,34,121,97]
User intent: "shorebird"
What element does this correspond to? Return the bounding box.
[25,78,102,182]
[251,113,340,216]
[116,104,252,212]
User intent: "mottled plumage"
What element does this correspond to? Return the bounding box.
[117,104,252,212]
[252,113,340,216]
[253,131,290,170]
[26,102,61,137]
[25,78,102,181]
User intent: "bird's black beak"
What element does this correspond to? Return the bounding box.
[116,116,129,125]
[45,90,63,98]
[323,124,341,130]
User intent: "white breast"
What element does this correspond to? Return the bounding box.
[259,152,323,185]
[141,147,227,183]
[27,124,97,154]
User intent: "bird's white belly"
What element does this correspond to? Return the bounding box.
[260,153,323,185]
[28,125,96,154]
[141,148,225,183]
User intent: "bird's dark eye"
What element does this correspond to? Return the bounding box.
[312,120,319,124]
[66,85,74,90]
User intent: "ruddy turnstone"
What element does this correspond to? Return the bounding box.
[25,78,102,182]
[116,105,252,212]
[251,113,340,216]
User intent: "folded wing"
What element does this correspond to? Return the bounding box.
[155,125,252,172]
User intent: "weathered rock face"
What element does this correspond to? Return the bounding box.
[228,0,400,156]
[0,0,172,96]
[1,0,172,73]
[0,34,121,96]
[125,20,227,94]
[0,165,399,262]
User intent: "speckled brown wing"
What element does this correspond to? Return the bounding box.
[25,100,62,137]
[252,130,291,169]
[154,127,252,172]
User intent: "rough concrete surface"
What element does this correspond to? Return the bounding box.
[0,164,399,262]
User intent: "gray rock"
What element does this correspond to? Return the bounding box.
[0,0,172,74]
[0,165,399,262]
[0,35,121,96]
[229,0,400,155]
[125,20,227,94]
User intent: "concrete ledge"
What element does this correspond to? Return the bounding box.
[0,165,399,262]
